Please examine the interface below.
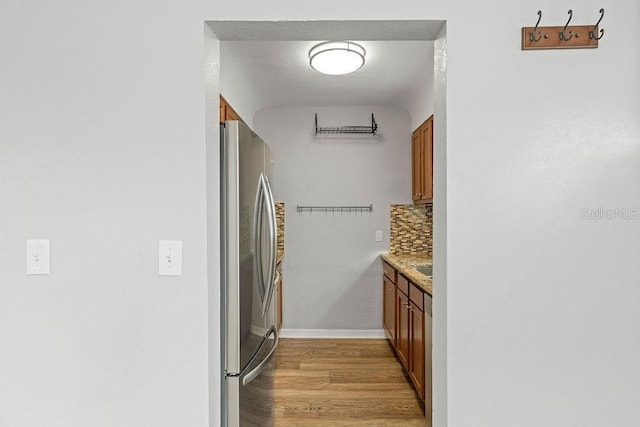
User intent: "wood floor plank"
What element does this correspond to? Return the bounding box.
[279,359,405,374]
[274,338,425,426]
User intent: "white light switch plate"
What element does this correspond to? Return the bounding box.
[27,239,50,275]
[159,240,182,276]
[375,230,383,242]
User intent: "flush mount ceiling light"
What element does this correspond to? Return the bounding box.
[309,41,366,75]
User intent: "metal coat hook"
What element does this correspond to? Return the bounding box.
[530,10,543,42]
[590,8,605,40]
[560,9,574,41]
[522,8,602,50]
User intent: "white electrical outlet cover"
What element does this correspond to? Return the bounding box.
[26,239,50,275]
[159,240,182,276]
[375,230,383,242]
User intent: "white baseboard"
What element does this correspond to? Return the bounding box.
[279,329,386,339]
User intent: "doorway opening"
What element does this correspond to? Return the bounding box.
[205,20,448,426]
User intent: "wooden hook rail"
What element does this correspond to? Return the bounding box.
[522,8,604,50]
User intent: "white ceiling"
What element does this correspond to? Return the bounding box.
[220,40,434,109]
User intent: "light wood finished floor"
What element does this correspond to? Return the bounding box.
[274,338,426,426]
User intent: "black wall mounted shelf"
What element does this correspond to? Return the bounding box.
[315,113,378,135]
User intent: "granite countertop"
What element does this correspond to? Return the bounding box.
[380,253,433,296]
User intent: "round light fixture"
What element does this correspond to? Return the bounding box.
[309,41,366,75]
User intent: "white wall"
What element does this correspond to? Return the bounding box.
[442,3,640,425]
[0,2,212,426]
[220,42,265,127]
[401,42,435,130]
[253,106,412,332]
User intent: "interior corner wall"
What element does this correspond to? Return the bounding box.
[253,106,412,332]
[403,42,436,130]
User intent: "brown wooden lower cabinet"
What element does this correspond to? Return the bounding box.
[382,261,427,402]
[396,289,411,371]
[382,275,397,347]
[409,300,425,401]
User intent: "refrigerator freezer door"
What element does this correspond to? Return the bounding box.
[242,325,278,386]
[222,120,270,374]
[222,120,278,427]
[238,327,277,427]
[226,325,278,427]
[238,122,272,372]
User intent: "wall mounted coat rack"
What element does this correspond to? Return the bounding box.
[522,8,604,50]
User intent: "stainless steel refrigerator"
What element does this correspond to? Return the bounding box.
[220,120,279,427]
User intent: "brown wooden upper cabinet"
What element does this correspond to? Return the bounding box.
[220,95,241,123]
[412,115,433,204]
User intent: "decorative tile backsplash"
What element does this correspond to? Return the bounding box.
[275,202,285,253]
[390,204,433,256]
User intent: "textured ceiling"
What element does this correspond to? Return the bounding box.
[221,40,434,109]
[212,20,441,111]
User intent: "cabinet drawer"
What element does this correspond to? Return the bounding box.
[409,283,424,311]
[397,274,409,295]
[383,261,397,283]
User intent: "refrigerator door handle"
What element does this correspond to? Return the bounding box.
[242,325,279,386]
[260,176,278,317]
[262,176,278,316]
[252,174,267,302]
